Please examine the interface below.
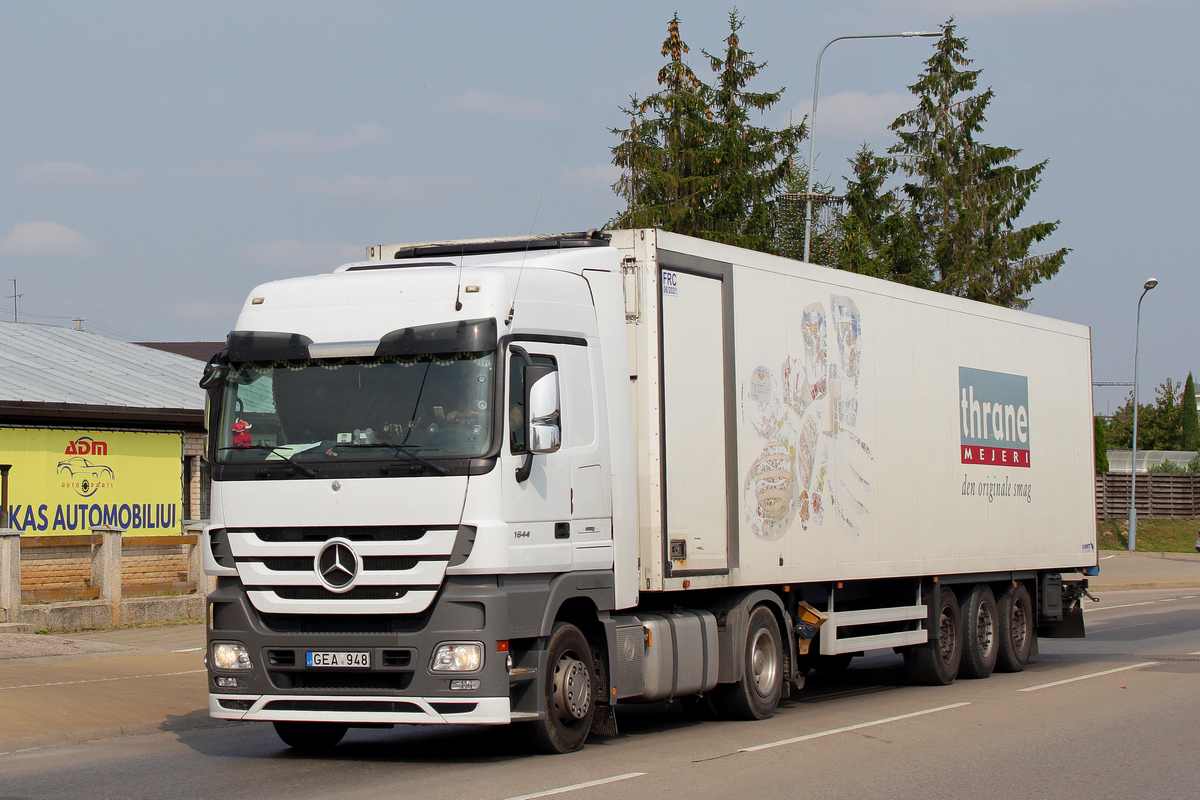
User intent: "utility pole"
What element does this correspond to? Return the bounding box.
[7,279,22,322]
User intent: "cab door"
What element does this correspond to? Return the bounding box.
[501,343,573,571]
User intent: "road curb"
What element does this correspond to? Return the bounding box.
[0,715,242,755]
[1087,580,1200,592]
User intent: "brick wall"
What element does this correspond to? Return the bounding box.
[20,538,91,591]
[122,542,189,585]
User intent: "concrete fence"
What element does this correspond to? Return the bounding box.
[0,526,210,631]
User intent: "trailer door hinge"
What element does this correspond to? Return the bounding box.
[622,257,641,323]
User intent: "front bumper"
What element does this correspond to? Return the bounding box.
[210,693,511,724]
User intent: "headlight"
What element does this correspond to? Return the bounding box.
[212,642,253,670]
[430,642,482,672]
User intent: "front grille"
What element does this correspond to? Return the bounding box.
[430,703,478,715]
[264,700,422,713]
[271,586,410,601]
[267,649,296,666]
[267,672,414,691]
[249,526,427,543]
[259,613,431,634]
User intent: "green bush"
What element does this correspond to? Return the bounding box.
[1189,453,1200,473]
[1150,458,1186,474]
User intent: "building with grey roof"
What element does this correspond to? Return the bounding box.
[0,321,209,524]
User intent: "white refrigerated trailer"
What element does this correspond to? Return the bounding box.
[201,228,1096,753]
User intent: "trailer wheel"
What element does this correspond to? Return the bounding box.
[995,582,1034,672]
[714,606,783,720]
[959,584,999,679]
[530,622,595,754]
[272,721,348,752]
[904,586,961,686]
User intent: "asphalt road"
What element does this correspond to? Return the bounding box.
[2,587,1197,800]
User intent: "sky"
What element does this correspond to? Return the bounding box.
[0,0,1196,415]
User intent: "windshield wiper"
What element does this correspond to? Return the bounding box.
[330,443,448,475]
[218,445,319,477]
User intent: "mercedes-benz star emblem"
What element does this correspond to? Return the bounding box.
[316,539,360,593]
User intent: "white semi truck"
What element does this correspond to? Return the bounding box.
[201,229,1096,753]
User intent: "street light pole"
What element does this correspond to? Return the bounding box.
[1129,277,1159,551]
[802,30,940,264]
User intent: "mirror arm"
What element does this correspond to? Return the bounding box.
[510,346,535,482]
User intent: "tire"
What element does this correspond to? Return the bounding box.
[958,584,999,679]
[530,622,595,754]
[714,606,784,720]
[272,721,348,752]
[904,586,962,686]
[995,582,1034,673]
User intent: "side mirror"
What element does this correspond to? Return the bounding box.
[199,350,230,390]
[526,367,560,455]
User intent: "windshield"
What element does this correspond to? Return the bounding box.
[215,352,496,463]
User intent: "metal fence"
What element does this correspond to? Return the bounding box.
[1095,472,1200,520]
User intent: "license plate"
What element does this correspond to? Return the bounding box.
[306,651,371,668]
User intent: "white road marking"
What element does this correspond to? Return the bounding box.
[172,647,204,653]
[0,669,205,691]
[737,702,971,753]
[1017,662,1159,692]
[1182,596,1198,599]
[1084,601,1156,613]
[1189,652,1200,656]
[1100,555,1116,560]
[503,773,647,800]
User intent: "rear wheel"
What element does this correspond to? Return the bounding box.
[272,721,348,752]
[995,582,1034,672]
[530,623,595,754]
[904,586,962,686]
[959,584,999,679]
[714,606,783,720]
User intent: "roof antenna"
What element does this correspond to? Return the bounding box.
[506,176,549,327]
[454,244,465,312]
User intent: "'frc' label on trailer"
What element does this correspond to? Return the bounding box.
[661,270,679,297]
[959,367,1031,467]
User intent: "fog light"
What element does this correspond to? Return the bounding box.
[430,642,482,672]
[215,676,241,688]
[212,642,253,670]
[450,679,481,690]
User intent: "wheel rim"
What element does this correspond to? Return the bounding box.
[976,603,995,657]
[1011,600,1028,652]
[750,627,779,697]
[552,653,591,721]
[938,608,957,664]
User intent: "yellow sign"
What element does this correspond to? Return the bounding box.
[0,428,182,536]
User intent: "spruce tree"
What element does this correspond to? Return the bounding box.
[611,12,802,250]
[1182,372,1199,451]
[835,145,928,284]
[889,20,1068,309]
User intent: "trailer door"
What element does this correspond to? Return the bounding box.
[659,267,729,574]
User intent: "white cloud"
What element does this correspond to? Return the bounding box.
[0,221,102,257]
[17,161,140,189]
[242,240,363,272]
[559,163,622,190]
[166,162,264,183]
[246,123,391,154]
[439,90,560,121]
[283,173,467,202]
[799,91,911,142]
[871,0,1144,16]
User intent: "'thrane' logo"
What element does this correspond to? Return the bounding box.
[959,367,1031,468]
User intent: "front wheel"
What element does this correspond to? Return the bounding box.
[530,622,595,754]
[714,606,784,720]
[272,721,348,752]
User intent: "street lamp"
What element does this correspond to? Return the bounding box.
[1129,277,1159,551]
[802,31,940,264]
